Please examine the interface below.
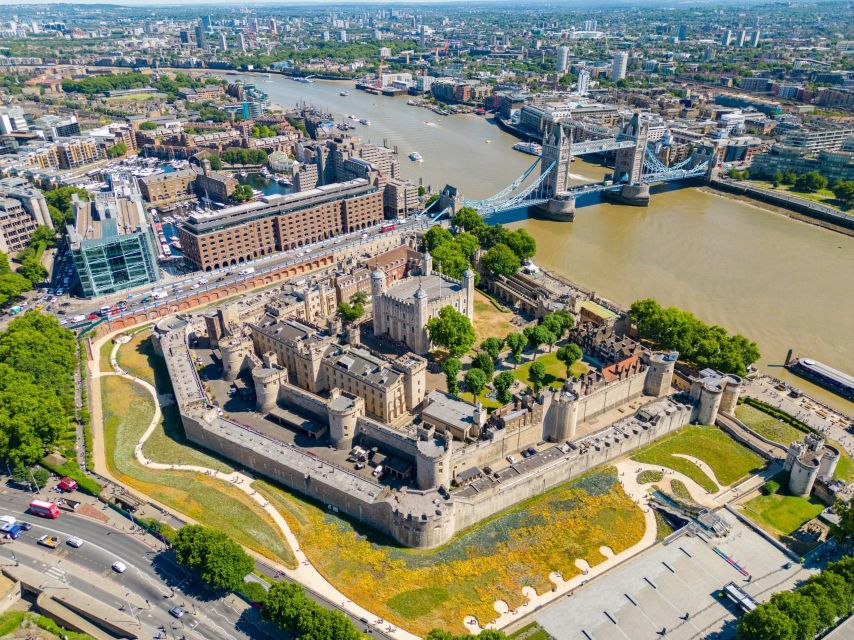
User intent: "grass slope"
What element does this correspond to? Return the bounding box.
[513,352,588,391]
[735,404,803,446]
[742,493,824,536]
[632,425,765,493]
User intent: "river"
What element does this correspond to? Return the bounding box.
[229,73,854,414]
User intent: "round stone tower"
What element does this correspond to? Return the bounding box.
[544,386,579,443]
[252,366,283,412]
[789,453,820,497]
[696,381,723,425]
[644,351,677,397]
[462,269,475,320]
[819,443,840,481]
[220,338,247,382]
[415,433,452,490]
[370,268,386,297]
[326,390,364,450]
[719,375,743,415]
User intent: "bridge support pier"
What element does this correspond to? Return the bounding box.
[602,183,650,207]
[531,196,576,222]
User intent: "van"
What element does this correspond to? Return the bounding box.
[2,523,24,539]
[372,465,384,478]
[238,267,256,276]
[72,314,86,323]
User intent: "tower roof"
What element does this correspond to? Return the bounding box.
[371,268,385,280]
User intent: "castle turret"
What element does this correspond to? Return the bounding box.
[462,268,475,320]
[371,268,387,338]
[370,268,386,297]
[421,251,432,277]
[719,375,743,415]
[415,430,452,490]
[252,366,285,412]
[644,352,677,397]
[696,381,723,425]
[326,389,364,450]
[544,384,579,443]
[220,337,250,382]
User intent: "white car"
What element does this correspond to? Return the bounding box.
[66,536,83,548]
[111,561,127,573]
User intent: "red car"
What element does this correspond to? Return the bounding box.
[56,477,78,493]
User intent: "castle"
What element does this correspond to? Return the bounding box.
[151,250,740,549]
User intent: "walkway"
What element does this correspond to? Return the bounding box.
[89,332,417,640]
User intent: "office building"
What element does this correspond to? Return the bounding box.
[68,178,161,298]
[721,29,732,46]
[178,179,383,271]
[33,114,80,140]
[179,30,191,45]
[556,46,569,73]
[577,69,591,95]
[611,51,628,82]
[0,106,28,134]
[783,127,854,152]
[138,168,197,207]
[737,30,747,47]
[194,23,206,49]
[383,178,419,219]
[751,30,761,47]
[339,29,348,43]
[0,177,52,254]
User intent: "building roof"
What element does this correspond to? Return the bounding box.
[423,390,476,432]
[325,347,403,388]
[384,273,461,303]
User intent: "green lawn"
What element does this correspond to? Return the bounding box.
[741,492,824,536]
[746,179,848,212]
[632,425,765,493]
[829,439,854,483]
[513,351,588,391]
[735,404,803,446]
[100,373,293,566]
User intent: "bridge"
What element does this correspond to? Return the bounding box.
[463,113,715,219]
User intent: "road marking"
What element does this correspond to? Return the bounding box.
[45,565,67,582]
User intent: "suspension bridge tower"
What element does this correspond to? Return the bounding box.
[532,122,578,221]
[604,112,651,206]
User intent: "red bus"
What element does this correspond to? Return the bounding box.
[380,223,396,233]
[29,500,60,519]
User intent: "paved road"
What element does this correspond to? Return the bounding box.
[0,487,277,640]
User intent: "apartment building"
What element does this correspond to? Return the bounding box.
[138,168,197,207]
[55,137,104,169]
[784,126,854,152]
[0,198,41,253]
[383,178,419,218]
[178,179,382,271]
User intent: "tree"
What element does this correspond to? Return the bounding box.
[504,229,536,260]
[769,591,820,640]
[427,306,476,357]
[556,343,583,378]
[263,582,362,640]
[453,232,480,261]
[18,258,47,284]
[139,121,158,131]
[793,171,828,193]
[207,155,223,171]
[736,602,798,640]
[422,226,454,253]
[30,226,56,247]
[172,525,254,592]
[452,207,487,235]
[232,184,254,202]
[464,368,488,396]
[531,325,556,353]
[106,142,128,158]
[505,333,526,366]
[493,371,515,404]
[481,243,521,279]
[528,361,546,393]
[337,301,364,324]
[443,357,461,395]
[832,180,854,207]
[472,352,495,378]
[542,313,566,339]
[432,243,470,280]
[480,337,504,363]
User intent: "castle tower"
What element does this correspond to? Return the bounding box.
[471,402,487,438]
[371,269,387,338]
[415,431,452,490]
[544,385,579,443]
[252,366,284,412]
[220,338,249,382]
[462,269,475,320]
[327,389,364,450]
[719,375,743,415]
[644,352,677,397]
[413,285,429,354]
[696,381,723,425]
[541,121,572,196]
[819,444,840,481]
[421,251,432,277]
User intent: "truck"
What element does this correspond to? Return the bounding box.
[238,267,256,276]
[1,523,25,539]
[71,314,87,323]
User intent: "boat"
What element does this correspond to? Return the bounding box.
[360,118,371,126]
[170,238,182,250]
[513,141,543,156]
[409,152,423,162]
[348,114,357,120]
[294,76,314,84]
[239,171,248,178]
[786,356,854,402]
[340,90,350,96]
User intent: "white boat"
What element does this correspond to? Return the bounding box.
[512,141,543,156]
[340,90,349,96]
[239,171,248,178]
[360,119,371,126]
[348,114,357,120]
[408,152,423,162]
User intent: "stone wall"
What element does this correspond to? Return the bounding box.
[575,369,647,424]
[449,420,543,477]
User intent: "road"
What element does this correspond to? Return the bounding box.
[46,214,433,328]
[0,486,278,640]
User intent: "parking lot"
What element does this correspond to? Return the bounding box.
[529,511,814,640]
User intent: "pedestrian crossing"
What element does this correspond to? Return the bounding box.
[44,565,67,583]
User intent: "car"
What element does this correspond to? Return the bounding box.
[18,522,31,531]
[111,560,127,573]
[38,535,59,549]
[520,449,531,458]
[168,606,186,619]
[506,455,518,465]
[66,536,83,548]
[354,462,365,470]
[57,477,78,492]
[191,283,200,289]
[526,447,537,457]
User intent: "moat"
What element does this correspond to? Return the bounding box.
[227,72,854,414]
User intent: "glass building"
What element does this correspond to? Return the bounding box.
[67,178,161,298]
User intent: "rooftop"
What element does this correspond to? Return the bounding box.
[384,273,462,304]
[423,390,476,431]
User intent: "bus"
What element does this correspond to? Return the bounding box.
[380,223,396,233]
[29,500,60,519]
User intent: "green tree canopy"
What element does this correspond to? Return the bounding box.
[493,370,515,404]
[480,337,504,363]
[556,343,583,377]
[427,306,476,357]
[793,171,828,193]
[263,582,362,640]
[528,361,546,393]
[464,368,488,396]
[452,207,487,235]
[442,357,461,395]
[172,525,254,592]
[481,243,521,279]
[832,180,854,207]
[232,184,254,202]
[472,352,495,378]
[423,226,454,253]
[503,228,537,260]
[506,332,527,365]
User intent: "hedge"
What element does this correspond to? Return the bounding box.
[237,580,268,605]
[40,457,102,496]
[740,397,812,434]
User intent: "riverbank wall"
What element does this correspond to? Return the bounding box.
[708,179,854,236]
